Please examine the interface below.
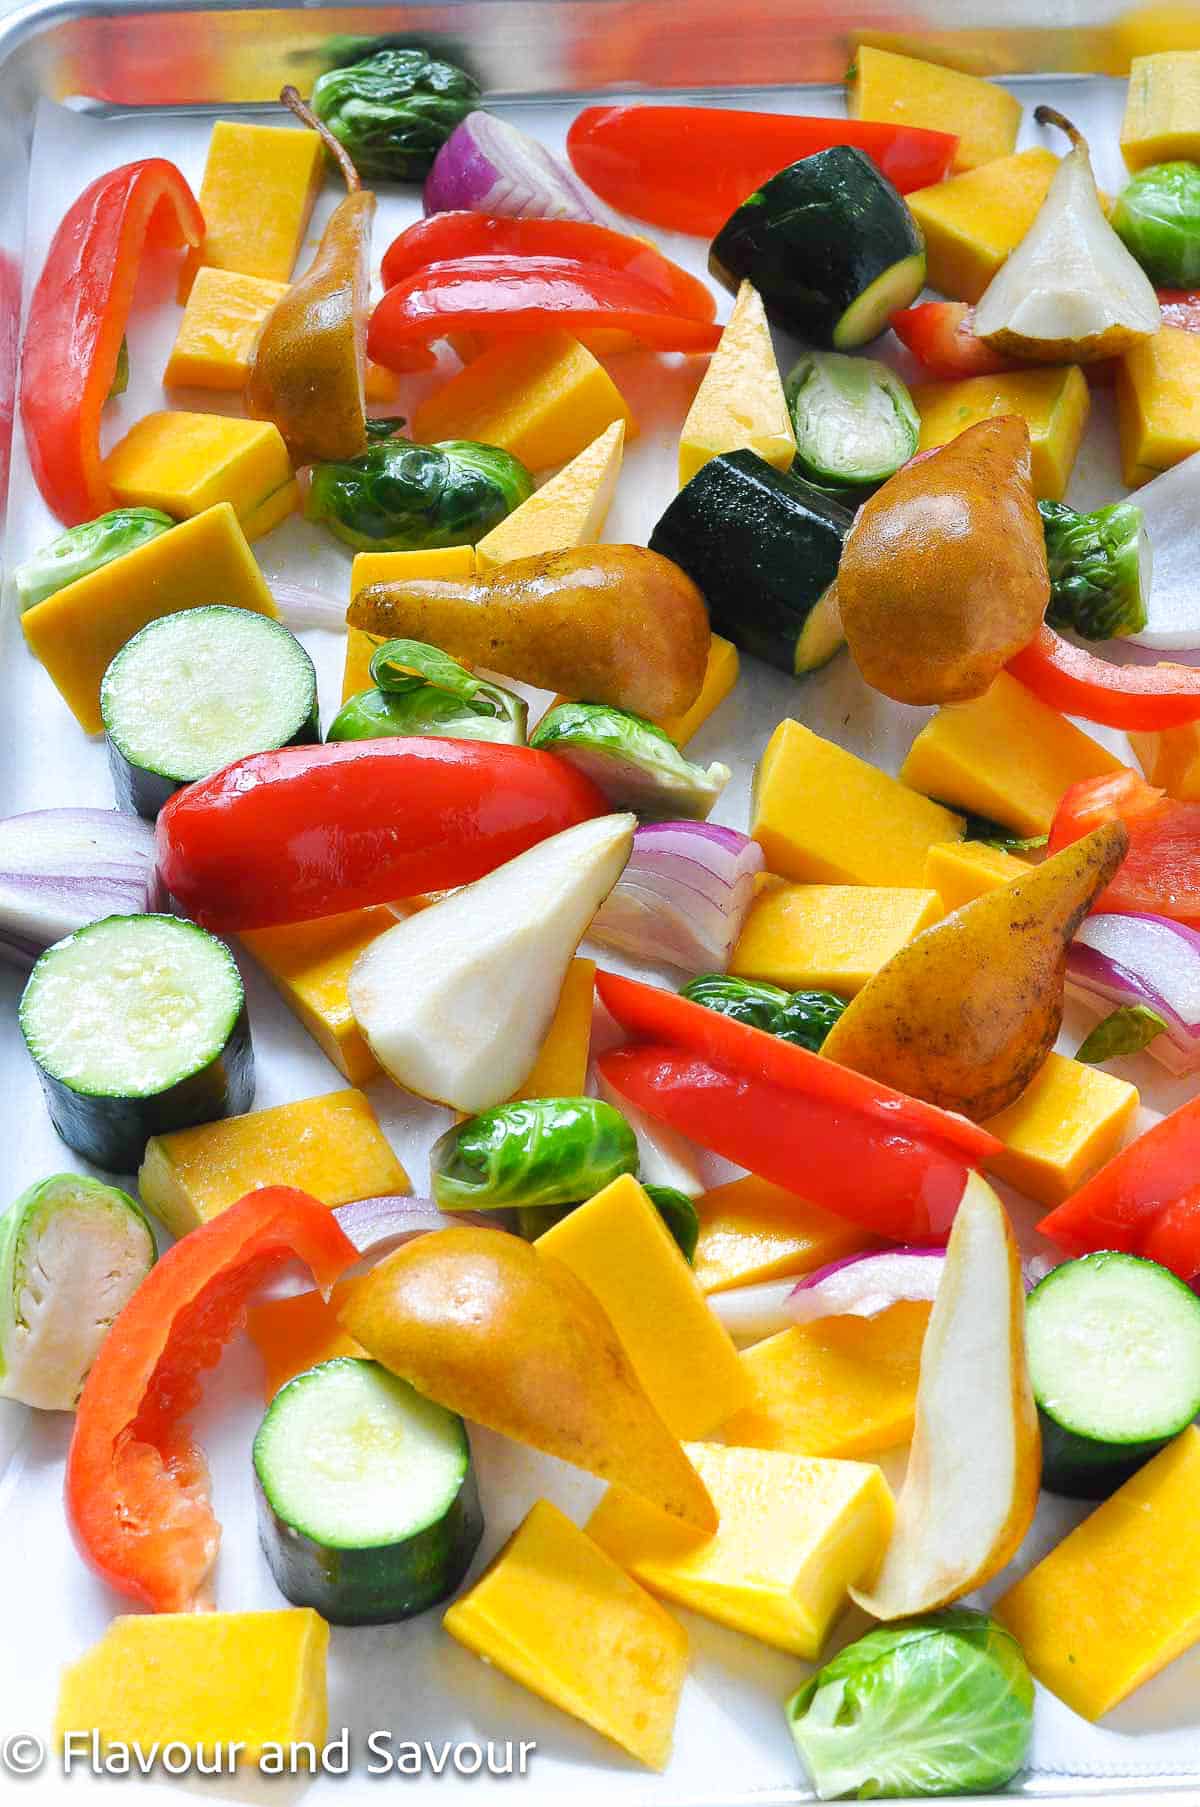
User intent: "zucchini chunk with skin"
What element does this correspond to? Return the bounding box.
[254,1357,483,1624]
[101,607,318,819]
[18,914,254,1174]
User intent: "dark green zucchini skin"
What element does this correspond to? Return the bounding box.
[1038,1413,1166,1501]
[105,711,319,821]
[709,146,924,345]
[254,1462,484,1625]
[649,450,851,673]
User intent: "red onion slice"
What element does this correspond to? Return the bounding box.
[591,821,764,972]
[332,1196,500,1262]
[0,809,163,966]
[1069,912,1200,1072]
[424,112,624,228]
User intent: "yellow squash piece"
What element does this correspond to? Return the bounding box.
[344,546,477,700]
[1116,326,1200,486]
[411,332,635,471]
[908,148,1063,302]
[444,1500,688,1770]
[56,1610,329,1762]
[1121,50,1200,169]
[21,503,275,734]
[901,671,1124,836]
[246,1284,363,1400]
[693,1175,878,1295]
[512,956,595,1099]
[677,281,795,486]
[342,628,382,702]
[588,1443,894,1658]
[924,840,1031,911]
[137,1089,409,1236]
[240,478,301,541]
[732,880,940,994]
[165,267,289,391]
[535,1174,750,1439]
[657,635,739,746]
[720,1304,931,1459]
[1132,720,1200,798]
[849,46,1022,172]
[982,1051,1139,1206]
[474,420,625,571]
[103,410,295,535]
[751,719,963,886]
[911,365,1090,500]
[180,121,325,299]
[241,907,396,1084]
[995,1427,1200,1719]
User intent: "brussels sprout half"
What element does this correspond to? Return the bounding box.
[310,47,481,182]
[14,508,175,612]
[530,701,730,820]
[681,973,846,1052]
[328,638,527,746]
[306,438,533,552]
[430,1098,639,1213]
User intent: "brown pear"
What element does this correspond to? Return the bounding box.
[822,822,1128,1119]
[246,87,372,467]
[339,1226,718,1531]
[836,416,1050,705]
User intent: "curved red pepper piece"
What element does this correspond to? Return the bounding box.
[1009,624,1200,730]
[20,159,203,525]
[1039,1098,1200,1284]
[368,255,721,371]
[66,1188,357,1613]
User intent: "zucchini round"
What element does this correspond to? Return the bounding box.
[1027,1251,1200,1498]
[710,147,925,348]
[254,1357,484,1623]
[100,606,319,819]
[785,351,919,489]
[18,913,254,1174]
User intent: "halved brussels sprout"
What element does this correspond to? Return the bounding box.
[14,507,174,611]
[530,701,730,820]
[430,1098,638,1213]
[327,638,526,745]
[306,438,533,552]
[681,973,846,1052]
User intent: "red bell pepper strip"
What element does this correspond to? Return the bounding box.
[1039,1098,1200,1283]
[380,212,716,323]
[890,302,1013,380]
[156,738,607,931]
[66,1188,356,1613]
[1157,290,1200,330]
[1008,625,1200,730]
[19,159,204,525]
[0,250,19,515]
[368,255,721,371]
[565,105,957,236]
[1049,769,1200,922]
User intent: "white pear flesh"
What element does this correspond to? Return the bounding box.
[851,1173,1041,1620]
[594,1067,705,1196]
[349,813,634,1113]
[974,138,1160,363]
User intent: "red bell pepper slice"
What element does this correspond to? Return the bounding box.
[19,159,203,525]
[157,737,607,931]
[1049,769,1200,922]
[66,1188,356,1613]
[890,302,1012,380]
[367,255,721,371]
[1039,1098,1200,1283]
[1008,625,1200,730]
[380,213,716,324]
[1157,290,1200,331]
[565,105,957,236]
[0,250,19,514]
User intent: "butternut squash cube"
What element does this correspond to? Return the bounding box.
[474,420,625,570]
[731,879,940,994]
[693,1175,878,1295]
[900,671,1124,835]
[995,1427,1200,1719]
[720,1303,931,1459]
[443,1499,688,1770]
[924,840,1031,912]
[657,635,739,746]
[907,148,1061,301]
[588,1443,894,1658]
[411,332,636,471]
[21,502,275,734]
[56,1610,329,1762]
[240,477,301,541]
[241,907,396,1084]
[678,281,795,486]
[164,267,288,391]
[1116,327,1200,487]
[848,46,1022,172]
[982,1052,1139,1207]
[511,957,595,1099]
[344,547,478,700]
[137,1089,409,1236]
[1121,51,1200,169]
[342,628,381,703]
[246,1284,364,1400]
[180,121,325,299]
[912,365,1089,500]
[751,719,963,887]
[535,1174,750,1439]
[1131,721,1200,799]
[103,411,294,531]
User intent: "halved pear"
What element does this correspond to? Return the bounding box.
[348,813,633,1112]
[974,107,1160,363]
[851,1174,1041,1620]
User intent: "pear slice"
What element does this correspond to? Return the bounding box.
[851,1174,1041,1620]
[348,813,633,1112]
[974,107,1160,363]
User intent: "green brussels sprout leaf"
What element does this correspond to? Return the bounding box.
[310,47,481,181]
[682,974,846,1052]
[430,1097,639,1213]
[14,507,175,612]
[327,638,527,746]
[306,438,533,552]
[1039,498,1150,640]
[530,701,730,820]
[364,415,407,441]
[1077,1003,1167,1064]
[643,1185,700,1263]
[1113,161,1200,287]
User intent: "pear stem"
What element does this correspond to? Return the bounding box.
[1034,105,1087,155]
[280,84,361,194]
